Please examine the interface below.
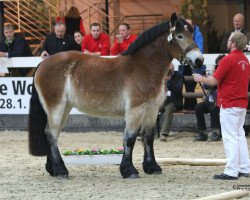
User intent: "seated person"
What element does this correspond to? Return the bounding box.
[74,30,84,51]
[159,63,183,141]
[220,13,249,53]
[0,23,33,76]
[110,23,137,55]
[41,21,79,58]
[194,54,225,141]
[82,22,110,56]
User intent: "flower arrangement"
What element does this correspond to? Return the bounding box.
[63,147,124,156]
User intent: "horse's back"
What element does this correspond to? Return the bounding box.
[35,51,128,117]
[69,54,129,117]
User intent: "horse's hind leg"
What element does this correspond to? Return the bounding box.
[141,109,162,174]
[120,108,143,178]
[45,104,72,179]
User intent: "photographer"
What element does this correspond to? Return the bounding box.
[159,63,183,141]
[194,54,225,141]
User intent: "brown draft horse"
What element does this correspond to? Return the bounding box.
[28,13,204,179]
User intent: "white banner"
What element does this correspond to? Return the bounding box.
[0,78,32,114]
[0,78,82,115]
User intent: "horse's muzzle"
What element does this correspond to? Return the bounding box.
[185,49,204,69]
[195,58,204,68]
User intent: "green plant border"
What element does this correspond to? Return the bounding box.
[63,148,124,156]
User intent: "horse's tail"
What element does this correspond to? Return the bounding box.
[28,72,48,156]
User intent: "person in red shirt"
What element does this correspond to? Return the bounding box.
[193,32,250,180]
[81,23,110,56]
[111,23,137,55]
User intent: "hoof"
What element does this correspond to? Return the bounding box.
[152,170,162,175]
[143,162,162,174]
[57,174,69,180]
[120,162,139,179]
[128,174,140,179]
[45,162,69,178]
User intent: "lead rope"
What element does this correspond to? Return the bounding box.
[194,69,216,111]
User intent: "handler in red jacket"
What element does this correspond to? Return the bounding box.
[82,22,110,56]
[111,23,137,55]
[193,32,250,180]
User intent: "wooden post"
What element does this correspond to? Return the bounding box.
[0,1,4,41]
[196,190,249,200]
[156,158,227,166]
[112,0,121,32]
[105,0,109,34]
[17,0,21,31]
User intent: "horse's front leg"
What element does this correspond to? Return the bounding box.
[46,131,68,179]
[120,127,140,179]
[141,112,162,174]
[120,109,144,179]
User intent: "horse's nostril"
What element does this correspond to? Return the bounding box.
[195,58,204,67]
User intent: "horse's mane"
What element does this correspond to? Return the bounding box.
[121,21,170,56]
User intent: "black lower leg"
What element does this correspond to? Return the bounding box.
[45,135,68,178]
[142,128,162,174]
[120,129,139,178]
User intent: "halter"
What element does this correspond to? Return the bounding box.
[167,24,197,65]
[167,22,211,103]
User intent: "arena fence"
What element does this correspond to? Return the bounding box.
[0,54,250,131]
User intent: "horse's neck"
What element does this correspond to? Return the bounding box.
[134,41,171,76]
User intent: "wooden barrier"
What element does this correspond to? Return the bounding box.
[2,54,250,70]
[183,92,204,98]
[0,54,250,114]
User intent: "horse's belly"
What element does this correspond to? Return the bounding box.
[75,105,125,118]
[71,97,125,118]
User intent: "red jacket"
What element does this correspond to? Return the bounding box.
[213,50,250,108]
[81,33,110,55]
[111,34,137,55]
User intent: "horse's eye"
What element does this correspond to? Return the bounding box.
[177,34,183,39]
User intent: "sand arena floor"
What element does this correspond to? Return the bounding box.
[0,131,249,200]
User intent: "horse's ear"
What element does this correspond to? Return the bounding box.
[170,13,177,27]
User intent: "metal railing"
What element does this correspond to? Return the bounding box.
[109,14,164,36]
[76,0,164,38]
[2,0,164,54]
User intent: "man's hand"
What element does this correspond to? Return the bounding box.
[115,35,123,44]
[165,74,171,81]
[83,50,100,56]
[0,52,8,57]
[41,51,49,59]
[192,73,203,83]
[83,49,91,55]
[193,73,218,86]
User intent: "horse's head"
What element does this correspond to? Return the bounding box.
[167,13,204,69]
